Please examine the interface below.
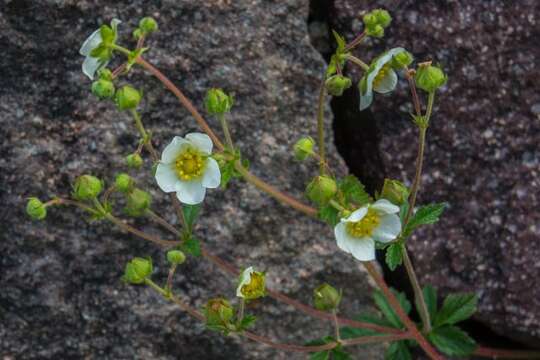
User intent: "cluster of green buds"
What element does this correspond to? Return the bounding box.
[415,62,447,93]
[306,175,337,205]
[123,257,153,284]
[133,16,158,39]
[204,88,234,115]
[313,283,342,312]
[73,175,103,200]
[363,8,392,38]
[204,298,235,332]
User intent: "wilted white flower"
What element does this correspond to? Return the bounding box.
[79,19,121,80]
[359,47,405,110]
[236,266,266,300]
[334,199,401,261]
[155,133,220,205]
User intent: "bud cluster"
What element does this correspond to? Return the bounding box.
[363,9,392,38]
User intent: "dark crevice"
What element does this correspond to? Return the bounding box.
[307,0,533,355]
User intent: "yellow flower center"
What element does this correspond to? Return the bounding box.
[373,63,391,89]
[241,272,265,298]
[175,147,206,181]
[346,208,381,238]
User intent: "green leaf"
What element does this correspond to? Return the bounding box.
[403,203,446,238]
[182,204,201,229]
[331,348,352,360]
[385,341,412,360]
[354,312,394,329]
[422,285,438,321]
[100,24,114,43]
[181,235,201,257]
[373,289,411,329]
[310,351,330,360]
[319,204,340,226]
[385,242,403,271]
[340,326,378,339]
[428,325,476,357]
[399,202,409,224]
[332,29,346,54]
[237,314,257,331]
[339,175,371,207]
[434,293,477,327]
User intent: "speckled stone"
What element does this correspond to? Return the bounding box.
[0,1,383,359]
[330,0,540,345]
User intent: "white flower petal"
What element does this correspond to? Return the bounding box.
[359,88,374,111]
[161,136,188,163]
[80,29,102,56]
[202,158,221,189]
[342,207,368,223]
[155,163,178,193]
[186,132,213,154]
[175,180,206,205]
[347,237,376,262]
[334,222,353,253]
[371,199,400,214]
[372,214,402,243]
[373,69,398,94]
[236,267,254,298]
[82,56,105,80]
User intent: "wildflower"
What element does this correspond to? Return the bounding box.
[79,19,121,80]
[334,199,401,261]
[236,267,266,300]
[155,133,221,205]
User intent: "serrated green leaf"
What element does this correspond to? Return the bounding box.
[319,204,340,226]
[422,285,438,321]
[332,29,346,54]
[331,348,352,360]
[373,289,411,329]
[182,235,201,257]
[403,203,446,238]
[237,314,257,331]
[428,325,476,357]
[305,336,335,346]
[339,175,371,207]
[385,243,403,271]
[340,326,378,339]
[385,341,412,360]
[310,351,331,360]
[434,293,477,327]
[182,204,201,229]
[354,313,394,329]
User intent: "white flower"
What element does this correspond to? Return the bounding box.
[334,199,401,261]
[155,133,221,205]
[359,47,405,111]
[236,266,266,299]
[79,19,121,80]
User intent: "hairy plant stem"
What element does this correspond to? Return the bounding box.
[316,79,327,175]
[344,31,366,51]
[237,298,246,327]
[344,54,370,71]
[405,67,422,116]
[332,309,341,341]
[218,113,235,150]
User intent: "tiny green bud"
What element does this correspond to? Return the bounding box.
[167,250,186,265]
[204,298,235,328]
[366,24,384,38]
[126,153,144,169]
[139,17,158,33]
[97,68,113,81]
[313,283,342,312]
[115,173,134,193]
[391,50,414,70]
[124,188,151,217]
[204,88,233,115]
[91,79,115,99]
[414,63,447,92]
[73,175,102,200]
[325,75,352,96]
[123,257,153,284]
[372,9,392,28]
[380,179,409,206]
[115,85,141,110]
[26,197,47,220]
[293,136,315,161]
[133,28,143,40]
[306,175,337,205]
[363,13,378,27]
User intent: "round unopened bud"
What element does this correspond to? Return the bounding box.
[115,85,141,110]
[391,51,414,70]
[115,173,134,193]
[139,17,158,33]
[363,13,378,27]
[366,24,384,38]
[415,64,447,93]
[306,175,337,205]
[167,250,186,265]
[126,153,143,169]
[373,9,392,28]
[133,28,143,40]
[204,298,234,328]
[73,175,102,200]
[293,137,315,161]
[124,188,151,217]
[26,197,47,220]
[204,88,233,115]
[91,79,115,99]
[325,75,352,96]
[97,68,113,81]
[123,257,153,284]
[313,283,342,312]
[380,179,409,206]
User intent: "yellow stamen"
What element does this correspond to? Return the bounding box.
[373,63,391,89]
[175,147,206,181]
[241,272,265,298]
[346,208,381,238]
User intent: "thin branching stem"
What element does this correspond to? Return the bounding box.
[316,79,327,175]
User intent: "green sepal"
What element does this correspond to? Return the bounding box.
[100,24,114,43]
[332,29,346,54]
[318,203,340,226]
[338,175,371,207]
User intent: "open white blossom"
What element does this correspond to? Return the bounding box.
[79,19,121,80]
[236,266,265,299]
[155,133,221,205]
[359,47,405,111]
[334,199,401,261]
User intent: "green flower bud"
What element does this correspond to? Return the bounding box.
[293,137,315,161]
[124,188,151,217]
[167,250,186,265]
[115,173,134,193]
[313,283,342,312]
[325,75,352,96]
[306,175,337,205]
[97,68,113,81]
[373,9,392,28]
[73,175,102,200]
[126,153,144,169]
[133,28,143,40]
[366,24,384,38]
[123,257,153,284]
[391,50,414,70]
[26,197,47,220]
[204,298,235,328]
[204,88,233,115]
[91,79,115,99]
[139,17,158,33]
[380,179,409,206]
[115,85,141,110]
[414,64,447,93]
[363,13,378,27]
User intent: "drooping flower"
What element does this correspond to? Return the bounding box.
[359,47,405,111]
[79,19,121,80]
[236,267,266,300]
[155,133,221,205]
[334,199,401,261]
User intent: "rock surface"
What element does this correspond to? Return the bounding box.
[329,0,540,345]
[0,1,386,359]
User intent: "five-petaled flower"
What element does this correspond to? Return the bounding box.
[79,19,121,80]
[236,266,266,300]
[359,47,405,111]
[334,199,401,261]
[155,133,221,205]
